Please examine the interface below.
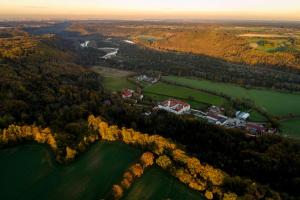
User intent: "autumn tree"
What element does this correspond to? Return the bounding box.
[112,184,123,200]
[140,152,155,168]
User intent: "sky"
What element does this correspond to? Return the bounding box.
[1,0,300,20]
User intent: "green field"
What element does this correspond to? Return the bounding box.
[249,110,267,122]
[0,142,141,200]
[280,119,300,139]
[0,142,202,200]
[103,77,136,91]
[92,66,136,91]
[124,166,203,200]
[162,76,300,117]
[144,82,226,109]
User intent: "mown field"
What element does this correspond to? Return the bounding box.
[123,166,203,200]
[92,66,136,91]
[0,142,141,200]
[163,76,300,117]
[0,142,202,200]
[103,77,136,92]
[144,82,227,109]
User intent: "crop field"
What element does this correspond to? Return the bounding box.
[92,66,136,91]
[0,142,203,200]
[123,166,203,200]
[162,76,300,117]
[144,82,227,108]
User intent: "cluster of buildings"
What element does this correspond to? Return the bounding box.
[195,105,276,135]
[137,75,159,84]
[119,86,276,135]
[121,89,143,103]
[158,99,191,115]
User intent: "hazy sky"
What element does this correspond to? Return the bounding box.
[1,0,300,20]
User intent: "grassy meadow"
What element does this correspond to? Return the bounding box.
[144,82,227,109]
[0,142,203,200]
[123,167,203,200]
[102,77,136,92]
[162,76,300,117]
[0,142,141,200]
[92,66,136,91]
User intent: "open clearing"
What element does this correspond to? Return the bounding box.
[91,66,133,78]
[102,77,136,92]
[0,142,202,200]
[92,66,136,91]
[123,166,203,200]
[144,82,227,109]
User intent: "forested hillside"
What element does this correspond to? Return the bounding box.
[68,22,300,91]
[0,28,105,147]
[68,22,300,69]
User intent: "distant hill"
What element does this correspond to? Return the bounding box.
[68,22,300,70]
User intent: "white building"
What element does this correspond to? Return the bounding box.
[236,111,250,120]
[158,99,190,115]
[80,41,90,48]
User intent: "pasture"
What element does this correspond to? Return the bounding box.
[144,82,227,108]
[0,142,141,200]
[162,76,300,117]
[123,166,203,200]
[92,66,136,91]
[0,142,203,200]
[102,77,136,92]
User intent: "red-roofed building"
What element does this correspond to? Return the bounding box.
[121,89,134,99]
[158,99,190,115]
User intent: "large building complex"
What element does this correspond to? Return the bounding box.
[158,99,190,115]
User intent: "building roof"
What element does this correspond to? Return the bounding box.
[159,99,190,113]
[161,99,189,108]
[246,123,266,133]
[122,89,133,97]
[236,111,250,120]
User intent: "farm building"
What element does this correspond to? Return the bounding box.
[121,89,134,99]
[206,112,228,125]
[137,75,158,84]
[236,111,250,120]
[246,123,266,134]
[208,106,224,115]
[158,99,190,115]
[121,89,143,100]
